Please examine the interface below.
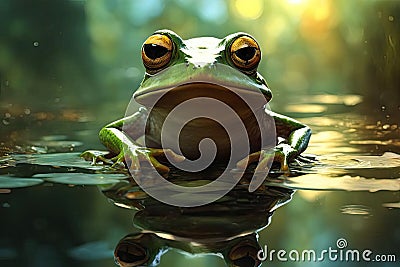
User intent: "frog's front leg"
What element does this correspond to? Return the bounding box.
[237,111,311,173]
[80,108,184,173]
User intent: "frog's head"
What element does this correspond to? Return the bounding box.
[133,29,272,109]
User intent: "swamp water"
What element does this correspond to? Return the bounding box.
[0,95,399,267]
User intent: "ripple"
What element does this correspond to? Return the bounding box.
[350,140,392,145]
[306,94,363,106]
[268,174,400,192]
[382,202,400,209]
[284,104,327,113]
[319,152,400,169]
[340,204,371,216]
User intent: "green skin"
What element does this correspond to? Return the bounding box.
[81,30,311,174]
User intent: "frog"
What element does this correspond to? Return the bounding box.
[81,29,311,175]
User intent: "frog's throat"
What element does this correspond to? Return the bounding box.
[134,82,269,110]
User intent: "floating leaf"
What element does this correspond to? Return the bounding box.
[11,152,106,170]
[0,176,43,188]
[29,138,83,153]
[34,173,128,185]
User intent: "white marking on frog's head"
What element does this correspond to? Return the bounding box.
[183,37,224,67]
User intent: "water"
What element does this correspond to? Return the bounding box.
[0,93,399,267]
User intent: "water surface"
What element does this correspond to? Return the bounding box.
[1,94,399,267]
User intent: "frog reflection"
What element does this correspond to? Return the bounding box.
[103,182,294,267]
[114,232,261,267]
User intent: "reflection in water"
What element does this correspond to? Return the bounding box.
[103,181,293,267]
[0,137,399,266]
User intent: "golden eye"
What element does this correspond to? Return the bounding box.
[230,35,261,71]
[141,34,173,71]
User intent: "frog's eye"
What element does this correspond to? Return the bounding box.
[114,240,149,267]
[142,34,173,71]
[229,35,261,72]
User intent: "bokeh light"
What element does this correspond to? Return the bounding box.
[233,0,264,20]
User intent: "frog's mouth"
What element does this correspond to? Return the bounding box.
[134,82,269,110]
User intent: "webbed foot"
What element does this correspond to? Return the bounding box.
[236,143,298,174]
[80,150,114,165]
[80,147,185,174]
[124,147,185,174]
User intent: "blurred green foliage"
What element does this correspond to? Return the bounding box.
[0,0,398,121]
